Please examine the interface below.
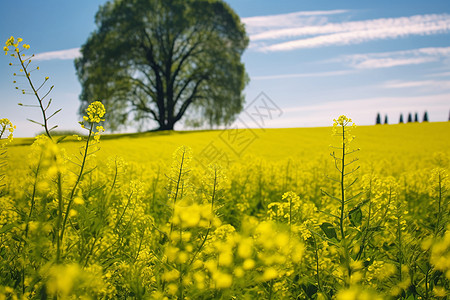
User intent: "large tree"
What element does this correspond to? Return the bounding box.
[75,0,248,131]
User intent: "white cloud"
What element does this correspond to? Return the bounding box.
[242,10,348,35]
[353,57,437,69]
[33,48,81,61]
[249,13,450,52]
[383,79,450,90]
[252,70,355,80]
[340,46,450,69]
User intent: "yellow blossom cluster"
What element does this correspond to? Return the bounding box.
[0,118,15,145]
[79,101,106,145]
[4,36,30,56]
[83,101,106,123]
[172,202,216,228]
[332,114,357,147]
[430,226,450,280]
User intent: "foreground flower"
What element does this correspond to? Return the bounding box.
[0,118,15,145]
[4,36,28,56]
[79,101,106,142]
[84,101,106,123]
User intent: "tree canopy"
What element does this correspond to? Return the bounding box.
[75,0,248,131]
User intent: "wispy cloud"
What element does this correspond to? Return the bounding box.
[383,79,450,90]
[252,70,355,80]
[34,48,81,61]
[347,57,436,69]
[247,13,450,52]
[242,10,348,35]
[340,46,450,69]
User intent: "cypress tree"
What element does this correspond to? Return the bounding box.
[414,112,419,122]
[376,112,381,125]
[423,111,429,122]
[407,113,413,123]
[399,113,404,123]
[384,115,388,124]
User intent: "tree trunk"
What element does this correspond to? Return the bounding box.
[158,124,174,131]
[157,117,175,131]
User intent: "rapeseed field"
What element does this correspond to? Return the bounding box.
[1,37,449,300]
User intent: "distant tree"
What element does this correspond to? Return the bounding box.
[407,113,413,123]
[376,112,382,125]
[423,111,429,122]
[384,114,388,124]
[399,113,404,123]
[414,112,419,122]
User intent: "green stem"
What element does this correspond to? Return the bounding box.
[115,191,133,230]
[312,234,326,298]
[434,172,442,237]
[169,149,186,239]
[340,126,346,240]
[179,224,183,300]
[56,173,63,263]
[424,264,430,300]
[83,236,99,268]
[24,155,42,239]
[397,198,403,283]
[268,279,274,300]
[188,168,217,266]
[151,165,160,212]
[17,52,53,140]
[289,194,292,234]
[60,123,94,246]
[340,124,351,286]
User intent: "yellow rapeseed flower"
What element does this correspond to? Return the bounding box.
[213,271,232,289]
[85,101,106,123]
[0,118,15,145]
[261,267,278,281]
[5,36,14,46]
[433,286,447,297]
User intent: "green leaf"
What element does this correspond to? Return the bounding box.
[349,207,363,227]
[56,135,67,144]
[320,222,337,239]
[47,108,62,120]
[27,118,44,126]
[0,223,16,234]
[368,225,383,232]
[300,283,318,299]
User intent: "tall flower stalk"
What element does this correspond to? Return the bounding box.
[59,101,106,258]
[321,115,361,288]
[4,36,59,140]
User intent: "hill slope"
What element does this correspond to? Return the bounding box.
[8,122,449,173]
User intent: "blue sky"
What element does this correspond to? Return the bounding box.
[1,0,450,137]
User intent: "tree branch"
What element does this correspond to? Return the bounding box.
[174,77,206,122]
